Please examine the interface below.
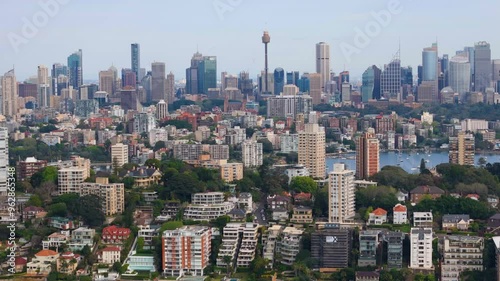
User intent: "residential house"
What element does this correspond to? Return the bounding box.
[125,166,162,188]
[410,185,445,203]
[101,225,131,244]
[392,204,407,225]
[272,207,289,221]
[293,192,312,204]
[290,206,313,224]
[56,252,81,274]
[227,208,246,222]
[368,208,387,225]
[466,194,480,201]
[487,214,500,234]
[238,193,253,214]
[356,271,380,281]
[137,225,160,250]
[442,214,471,231]
[27,249,60,276]
[267,194,291,210]
[22,206,46,221]
[14,257,27,273]
[48,217,77,230]
[68,227,95,251]
[42,232,69,249]
[97,246,121,265]
[396,190,408,202]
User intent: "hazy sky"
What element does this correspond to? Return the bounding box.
[1,0,499,82]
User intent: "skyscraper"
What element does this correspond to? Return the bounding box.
[99,70,115,95]
[298,123,325,179]
[121,68,136,88]
[449,132,475,165]
[316,42,330,91]
[131,43,140,83]
[328,163,355,224]
[361,65,381,102]
[37,65,50,108]
[286,71,300,86]
[198,56,217,94]
[492,59,500,92]
[166,72,175,104]
[51,63,68,95]
[308,73,322,105]
[151,62,166,102]
[380,55,402,101]
[1,69,18,117]
[420,43,439,103]
[449,55,471,100]
[67,49,83,89]
[355,132,379,180]
[0,127,8,196]
[274,68,285,95]
[474,41,492,92]
[186,52,204,94]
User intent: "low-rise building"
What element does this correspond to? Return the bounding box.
[440,235,483,281]
[272,207,289,221]
[262,225,283,268]
[68,227,95,251]
[48,217,78,230]
[183,202,234,221]
[384,231,404,269]
[368,208,387,225]
[98,246,121,265]
[413,212,433,227]
[355,271,380,281]
[267,194,291,210]
[442,214,471,231]
[42,232,69,249]
[217,223,241,268]
[27,249,60,276]
[238,192,253,214]
[22,206,46,221]
[128,254,155,272]
[392,204,407,225]
[410,185,445,203]
[192,192,225,205]
[101,225,131,244]
[359,230,380,267]
[237,223,259,267]
[279,227,303,266]
[56,252,81,275]
[290,206,313,224]
[125,166,162,188]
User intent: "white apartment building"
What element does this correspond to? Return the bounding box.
[133,112,156,134]
[328,163,356,224]
[191,192,225,205]
[460,119,488,133]
[183,202,234,221]
[242,140,263,167]
[262,225,283,268]
[440,235,483,281]
[58,167,86,195]
[237,223,259,268]
[280,133,298,153]
[149,128,169,146]
[111,143,129,167]
[410,228,433,270]
[413,212,433,227]
[217,223,242,267]
[68,227,95,251]
[279,227,303,266]
[0,127,8,196]
[285,165,310,184]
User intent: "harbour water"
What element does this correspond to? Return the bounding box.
[326,151,500,174]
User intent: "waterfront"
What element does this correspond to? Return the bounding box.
[326,151,500,174]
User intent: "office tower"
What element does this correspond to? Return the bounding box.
[410,228,433,269]
[266,94,312,119]
[111,143,128,167]
[131,43,140,83]
[121,68,136,88]
[361,66,381,102]
[120,87,139,111]
[380,55,402,101]
[441,54,449,87]
[142,71,152,102]
[221,71,227,90]
[0,128,7,196]
[449,132,475,165]
[242,140,263,167]
[401,66,413,99]
[316,42,330,90]
[308,73,322,105]
[258,71,274,95]
[341,81,351,102]
[37,65,50,108]
[67,49,83,89]
[162,226,211,276]
[440,236,483,281]
[449,55,471,100]
[273,68,285,95]
[338,71,350,90]
[1,69,18,117]
[417,65,423,85]
[166,72,175,104]
[355,132,380,180]
[238,71,253,97]
[18,83,37,98]
[474,41,492,92]
[151,62,166,102]
[464,46,475,83]
[99,70,114,95]
[328,163,355,223]
[297,74,310,93]
[311,226,351,269]
[286,71,300,86]
[298,123,326,179]
[186,52,203,94]
[493,60,500,92]
[262,31,271,93]
[420,43,439,103]
[198,56,217,94]
[51,63,68,95]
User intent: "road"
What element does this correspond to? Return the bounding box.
[253,202,268,226]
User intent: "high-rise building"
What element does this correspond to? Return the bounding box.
[16,157,47,182]
[238,71,253,97]
[311,226,351,269]
[67,49,83,89]
[80,177,125,216]
[316,42,330,91]
[198,56,217,94]
[99,70,114,95]
[121,68,136,88]
[492,59,500,92]
[120,87,139,111]
[361,65,381,102]
[274,68,285,95]
[420,43,439,103]
[0,128,8,196]
[152,62,166,102]
[58,167,86,195]
[298,123,325,179]
[474,41,492,92]
[186,52,204,94]
[37,65,50,108]
[286,71,300,86]
[266,94,312,118]
[162,226,211,276]
[384,232,404,269]
[355,132,380,180]
[410,228,433,270]
[166,72,175,104]
[1,69,18,117]
[258,71,274,95]
[142,71,152,102]
[380,56,402,101]
[297,74,310,93]
[131,43,140,83]
[111,143,129,167]
[242,140,263,167]
[449,55,471,100]
[441,54,449,87]
[449,132,475,165]
[328,163,355,224]
[51,63,68,95]
[156,100,169,120]
[440,235,483,281]
[308,73,322,105]
[133,112,156,134]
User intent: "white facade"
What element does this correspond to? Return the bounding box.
[410,228,433,269]
[413,212,433,227]
[191,192,225,205]
[183,202,234,221]
[149,128,169,146]
[421,112,434,124]
[217,223,241,267]
[242,140,263,167]
[328,163,355,223]
[134,112,156,134]
[0,128,8,196]
[316,42,330,90]
[279,227,303,266]
[111,143,128,167]
[440,235,483,281]
[393,204,408,224]
[460,119,488,133]
[280,133,298,153]
[285,165,310,184]
[237,223,259,267]
[98,247,121,264]
[156,100,169,120]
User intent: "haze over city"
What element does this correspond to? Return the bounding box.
[1,0,500,81]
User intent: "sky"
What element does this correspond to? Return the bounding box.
[0,0,499,83]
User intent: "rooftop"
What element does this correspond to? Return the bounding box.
[371,208,387,216]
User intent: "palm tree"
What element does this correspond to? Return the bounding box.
[222,255,232,277]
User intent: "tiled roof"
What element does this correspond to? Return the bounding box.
[410,185,445,194]
[393,204,407,212]
[101,246,121,252]
[36,249,59,257]
[371,208,387,216]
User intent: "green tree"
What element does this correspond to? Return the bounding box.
[159,221,183,233]
[153,141,166,151]
[249,256,268,278]
[420,158,426,174]
[223,255,232,277]
[48,202,68,217]
[289,176,318,193]
[27,194,43,207]
[258,138,274,153]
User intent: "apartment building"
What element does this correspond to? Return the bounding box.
[80,177,124,216]
[68,227,95,251]
[183,202,234,221]
[220,163,244,182]
[191,192,225,205]
[359,230,380,267]
[58,167,87,195]
[111,143,129,167]
[279,227,303,266]
[410,228,433,270]
[242,140,263,167]
[262,225,283,268]
[237,223,259,268]
[298,123,326,179]
[440,235,484,281]
[384,231,405,269]
[162,226,211,277]
[217,223,242,267]
[16,157,47,181]
[311,226,351,269]
[290,206,313,224]
[413,212,433,227]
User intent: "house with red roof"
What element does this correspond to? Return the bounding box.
[15,257,27,272]
[101,225,131,244]
[22,206,46,220]
[293,192,313,203]
[466,194,480,201]
[57,252,81,274]
[27,249,60,276]
[97,246,121,264]
[368,208,388,225]
[393,204,408,225]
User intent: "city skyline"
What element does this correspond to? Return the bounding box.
[1,0,500,82]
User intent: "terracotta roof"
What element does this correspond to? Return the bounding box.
[466,194,480,199]
[393,204,407,212]
[36,249,59,257]
[371,208,387,216]
[101,246,121,252]
[15,257,27,265]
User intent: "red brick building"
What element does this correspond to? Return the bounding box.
[101,225,131,244]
